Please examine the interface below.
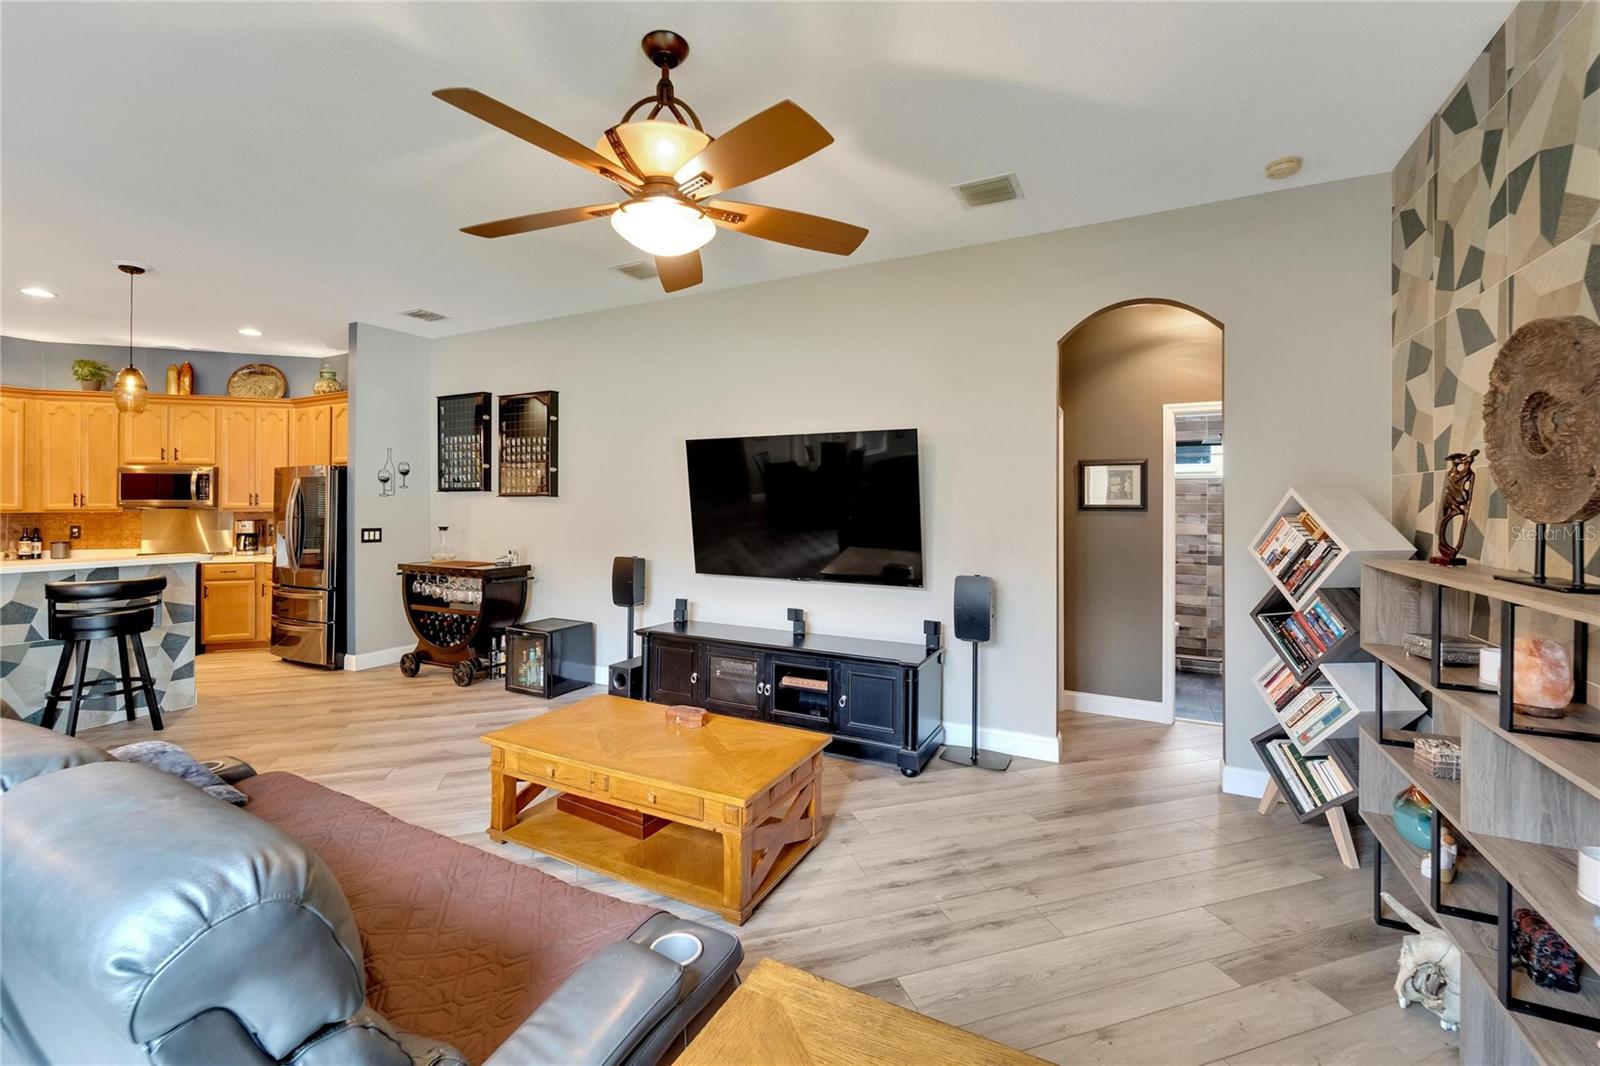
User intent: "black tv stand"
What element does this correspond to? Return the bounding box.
[638,621,945,776]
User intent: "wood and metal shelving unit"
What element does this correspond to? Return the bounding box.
[1359,557,1600,1063]
[1249,487,1418,867]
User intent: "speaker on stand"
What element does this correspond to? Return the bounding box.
[608,556,647,699]
[940,574,1011,771]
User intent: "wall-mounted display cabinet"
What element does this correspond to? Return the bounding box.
[497,391,558,497]
[0,387,346,515]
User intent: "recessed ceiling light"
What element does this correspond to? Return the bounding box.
[20,287,56,299]
[1264,155,1303,180]
[238,327,263,337]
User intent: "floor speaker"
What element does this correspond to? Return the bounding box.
[942,574,1010,772]
[612,556,646,607]
[609,657,643,699]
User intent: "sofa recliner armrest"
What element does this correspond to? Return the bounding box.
[484,941,684,1066]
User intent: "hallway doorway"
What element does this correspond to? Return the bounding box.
[1166,401,1223,725]
[1058,300,1222,729]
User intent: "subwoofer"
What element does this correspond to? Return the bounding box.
[609,656,643,699]
[953,574,994,643]
[612,556,646,607]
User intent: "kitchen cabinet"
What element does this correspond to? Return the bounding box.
[291,403,332,466]
[255,563,273,644]
[39,398,118,512]
[200,561,258,644]
[0,394,25,511]
[119,401,217,464]
[330,399,348,464]
[219,405,289,509]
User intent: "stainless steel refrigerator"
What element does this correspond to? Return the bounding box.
[271,464,347,668]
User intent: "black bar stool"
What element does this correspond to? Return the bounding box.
[40,577,167,737]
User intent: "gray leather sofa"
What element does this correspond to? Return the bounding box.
[0,721,740,1065]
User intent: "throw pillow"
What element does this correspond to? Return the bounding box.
[109,740,248,805]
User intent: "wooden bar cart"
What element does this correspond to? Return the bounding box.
[397,561,532,686]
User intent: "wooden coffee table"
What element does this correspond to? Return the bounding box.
[678,959,1046,1064]
[481,695,829,924]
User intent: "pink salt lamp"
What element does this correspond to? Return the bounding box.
[1512,637,1574,716]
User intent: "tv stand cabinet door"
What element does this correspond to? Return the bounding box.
[702,645,765,720]
[834,661,904,744]
[647,638,701,706]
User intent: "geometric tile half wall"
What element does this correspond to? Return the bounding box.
[0,563,197,730]
[1391,0,1600,583]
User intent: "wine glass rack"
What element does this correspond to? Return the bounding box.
[498,391,559,497]
[437,391,492,492]
[396,560,531,686]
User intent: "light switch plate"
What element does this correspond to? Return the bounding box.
[360,528,383,543]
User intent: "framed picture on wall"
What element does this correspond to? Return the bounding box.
[1077,459,1148,511]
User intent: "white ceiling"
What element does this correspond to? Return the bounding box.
[1,2,1512,358]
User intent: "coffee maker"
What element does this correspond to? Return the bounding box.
[233,518,261,554]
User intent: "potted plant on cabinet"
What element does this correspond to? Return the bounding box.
[71,359,112,391]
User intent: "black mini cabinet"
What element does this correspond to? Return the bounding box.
[639,621,945,776]
[505,618,594,698]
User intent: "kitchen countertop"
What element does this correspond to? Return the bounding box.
[0,549,274,574]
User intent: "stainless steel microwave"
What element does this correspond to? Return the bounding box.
[117,465,218,509]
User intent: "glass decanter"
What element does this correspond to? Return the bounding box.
[431,525,457,561]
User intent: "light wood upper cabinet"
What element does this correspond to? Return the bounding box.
[217,406,257,509]
[37,398,118,511]
[120,404,169,463]
[291,403,332,467]
[170,404,217,464]
[80,405,119,510]
[39,400,82,511]
[330,399,348,465]
[0,395,26,511]
[256,406,289,508]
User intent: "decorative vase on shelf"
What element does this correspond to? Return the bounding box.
[1393,785,1435,851]
[166,363,181,395]
[313,366,345,394]
[178,361,194,395]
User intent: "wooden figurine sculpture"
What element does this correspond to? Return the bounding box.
[1430,449,1479,566]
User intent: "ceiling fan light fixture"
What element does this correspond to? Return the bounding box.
[610,196,715,257]
[597,121,710,178]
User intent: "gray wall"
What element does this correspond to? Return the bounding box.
[0,335,345,397]
[1059,304,1221,703]
[346,322,432,656]
[423,174,1394,778]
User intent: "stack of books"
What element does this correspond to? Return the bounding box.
[1260,662,1306,711]
[1278,683,1351,750]
[1255,511,1342,597]
[1261,596,1348,672]
[1264,737,1353,814]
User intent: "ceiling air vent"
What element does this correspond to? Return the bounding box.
[952,173,1022,208]
[611,260,660,281]
[399,308,448,322]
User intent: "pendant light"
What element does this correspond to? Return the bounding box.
[112,263,148,413]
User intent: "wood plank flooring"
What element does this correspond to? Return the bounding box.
[83,651,1458,1064]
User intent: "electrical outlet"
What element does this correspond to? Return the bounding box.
[69,525,82,540]
[360,528,383,544]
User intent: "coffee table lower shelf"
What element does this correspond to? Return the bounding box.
[490,797,822,924]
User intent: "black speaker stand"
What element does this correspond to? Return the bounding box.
[940,642,1011,771]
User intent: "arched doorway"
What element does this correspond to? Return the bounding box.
[1057,300,1224,727]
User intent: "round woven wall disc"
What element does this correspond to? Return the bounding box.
[1482,315,1600,524]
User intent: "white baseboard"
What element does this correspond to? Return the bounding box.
[1060,689,1169,724]
[344,645,410,672]
[941,720,1062,763]
[1221,764,1269,798]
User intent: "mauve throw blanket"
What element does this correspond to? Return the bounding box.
[239,772,658,1062]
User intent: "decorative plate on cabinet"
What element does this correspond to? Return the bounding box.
[226,363,288,399]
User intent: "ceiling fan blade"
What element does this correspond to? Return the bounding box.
[675,101,832,199]
[461,203,620,239]
[656,251,703,293]
[434,88,641,189]
[703,201,867,256]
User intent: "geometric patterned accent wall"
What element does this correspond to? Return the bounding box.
[1391,0,1600,584]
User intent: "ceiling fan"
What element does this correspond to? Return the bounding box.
[435,30,868,293]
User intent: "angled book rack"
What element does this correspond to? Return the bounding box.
[1250,487,1417,868]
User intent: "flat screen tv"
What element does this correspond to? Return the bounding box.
[685,429,923,588]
